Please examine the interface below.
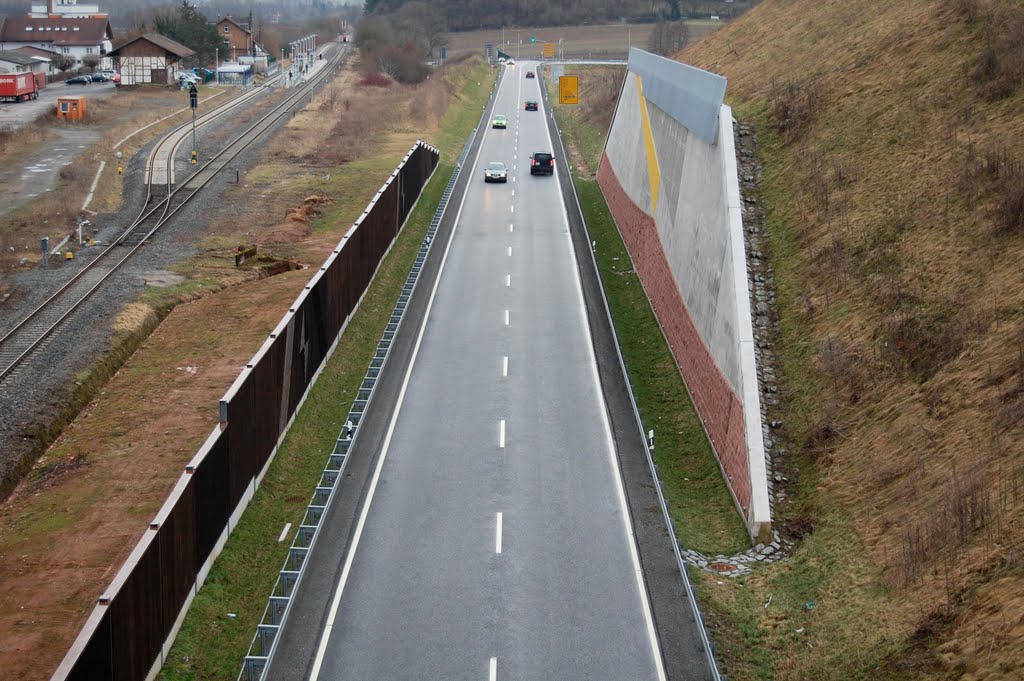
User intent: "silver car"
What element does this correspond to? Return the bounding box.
[484,161,508,183]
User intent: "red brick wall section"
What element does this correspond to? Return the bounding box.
[597,153,752,518]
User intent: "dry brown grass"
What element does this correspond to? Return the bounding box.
[0,87,225,271]
[443,22,722,60]
[682,0,1024,677]
[0,56,491,680]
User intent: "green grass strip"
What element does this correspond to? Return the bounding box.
[570,171,750,555]
[546,66,748,553]
[159,62,494,681]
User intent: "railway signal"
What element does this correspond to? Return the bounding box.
[189,83,199,164]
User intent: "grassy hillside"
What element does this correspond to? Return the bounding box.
[677,0,1024,678]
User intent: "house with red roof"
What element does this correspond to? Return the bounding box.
[0,13,113,70]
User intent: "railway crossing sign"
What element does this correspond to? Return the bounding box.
[558,75,579,105]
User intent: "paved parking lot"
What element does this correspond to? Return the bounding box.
[0,80,117,129]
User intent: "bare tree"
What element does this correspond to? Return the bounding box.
[82,54,102,72]
[395,1,447,58]
[647,19,690,56]
[53,54,76,74]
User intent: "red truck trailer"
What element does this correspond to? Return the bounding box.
[0,73,40,103]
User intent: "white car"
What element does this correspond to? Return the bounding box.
[484,161,508,183]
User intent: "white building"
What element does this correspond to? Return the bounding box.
[0,15,113,70]
[29,0,107,19]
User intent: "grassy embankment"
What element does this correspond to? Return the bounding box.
[546,64,750,557]
[676,1,1024,679]
[158,59,495,680]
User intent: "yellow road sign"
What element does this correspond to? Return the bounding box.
[559,75,579,105]
[543,42,556,58]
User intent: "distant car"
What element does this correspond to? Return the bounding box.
[66,75,90,85]
[526,71,535,79]
[111,73,121,84]
[530,152,554,176]
[90,73,109,82]
[484,161,508,183]
[507,59,515,66]
[99,69,116,78]
[492,114,507,129]
[525,100,538,111]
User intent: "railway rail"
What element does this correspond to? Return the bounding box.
[0,45,344,383]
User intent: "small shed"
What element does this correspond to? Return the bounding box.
[56,95,86,120]
[108,33,194,86]
[216,62,251,86]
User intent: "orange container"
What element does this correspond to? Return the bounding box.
[56,96,87,120]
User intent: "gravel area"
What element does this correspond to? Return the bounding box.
[0,77,332,490]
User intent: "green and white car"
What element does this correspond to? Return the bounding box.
[492,114,508,129]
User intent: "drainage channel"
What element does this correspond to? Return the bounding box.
[238,130,481,681]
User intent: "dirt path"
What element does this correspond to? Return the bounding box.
[0,128,99,220]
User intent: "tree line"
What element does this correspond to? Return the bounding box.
[361,0,759,29]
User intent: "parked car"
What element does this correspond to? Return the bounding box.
[99,69,116,78]
[90,73,109,82]
[525,100,538,111]
[530,152,554,176]
[526,70,535,79]
[492,114,507,129]
[111,73,121,84]
[484,161,508,183]
[66,75,91,85]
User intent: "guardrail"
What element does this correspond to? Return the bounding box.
[239,129,479,681]
[537,65,723,681]
[51,139,439,681]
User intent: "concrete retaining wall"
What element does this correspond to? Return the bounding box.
[597,50,770,540]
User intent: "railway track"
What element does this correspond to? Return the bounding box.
[0,45,345,383]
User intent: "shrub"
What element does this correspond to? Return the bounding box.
[359,72,392,87]
[993,162,1024,236]
[767,78,824,142]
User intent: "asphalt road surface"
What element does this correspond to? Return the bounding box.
[267,63,667,680]
[0,79,116,129]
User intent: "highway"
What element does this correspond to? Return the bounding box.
[267,62,666,680]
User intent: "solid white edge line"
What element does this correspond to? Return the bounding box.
[277,522,292,543]
[502,356,508,376]
[489,656,497,681]
[307,67,499,681]
[539,66,668,681]
[495,512,503,554]
[499,419,506,449]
